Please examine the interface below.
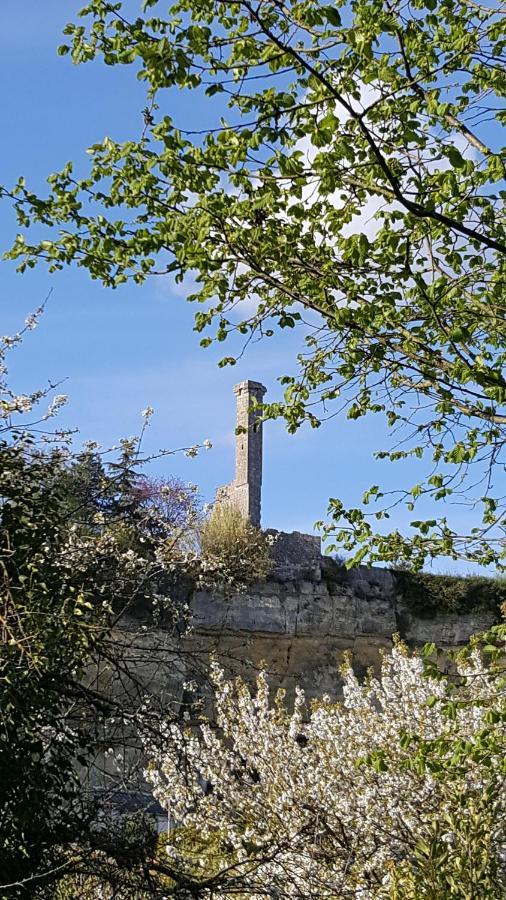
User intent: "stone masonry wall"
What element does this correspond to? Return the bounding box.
[216,380,266,526]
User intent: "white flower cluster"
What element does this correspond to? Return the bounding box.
[44,393,68,419]
[185,440,212,458]
[0,307,51,428]
[147,644,505,897]
[0,394,34,416]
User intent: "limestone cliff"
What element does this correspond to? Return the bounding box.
[186,553,497,702]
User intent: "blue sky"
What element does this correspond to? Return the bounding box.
[0,1,489,571]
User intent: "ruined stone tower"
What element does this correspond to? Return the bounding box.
[216,380,267,526]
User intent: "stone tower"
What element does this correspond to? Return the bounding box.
[216,380,267,527]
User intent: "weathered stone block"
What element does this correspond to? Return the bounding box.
[398,606,496,646]
[295,594,334,635]
[267,530,322,582]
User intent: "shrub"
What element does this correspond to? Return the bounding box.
[394,569,506,617]
[199,503,272,591]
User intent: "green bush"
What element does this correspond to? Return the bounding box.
[394,569,506,617]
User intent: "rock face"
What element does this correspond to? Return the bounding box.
[112,547,497,708]
[192,567,397,640]
[185,550,497,702]
[266,529,323,582]
[98,544,497,813]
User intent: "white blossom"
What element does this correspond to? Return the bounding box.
[45,393,68,418]
[146,643,506,897]
[24,313,38,330]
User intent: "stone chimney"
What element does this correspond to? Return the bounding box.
[216,380,267,526]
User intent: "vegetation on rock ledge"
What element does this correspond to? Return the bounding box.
[394,569,506,618]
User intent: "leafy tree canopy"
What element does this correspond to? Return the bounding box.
[0,430,196,894]
[2,0,506,568]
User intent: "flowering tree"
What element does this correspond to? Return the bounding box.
[146,635,506,898]
[129,474,203,538]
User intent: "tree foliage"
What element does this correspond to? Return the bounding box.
[0,309,278,896]
[0,321,208,896]
[0,435,196,894]
[0,440,99,893]
[393,567,506,616]
[2,0,506,567]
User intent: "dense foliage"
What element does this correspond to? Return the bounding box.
[147,631,506,898]
[0,440,100,892]
[199,502,273,591]
[0,432,197,894]
[2,0,505,568]
[0,322,237,896]
[394,568,506,617]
